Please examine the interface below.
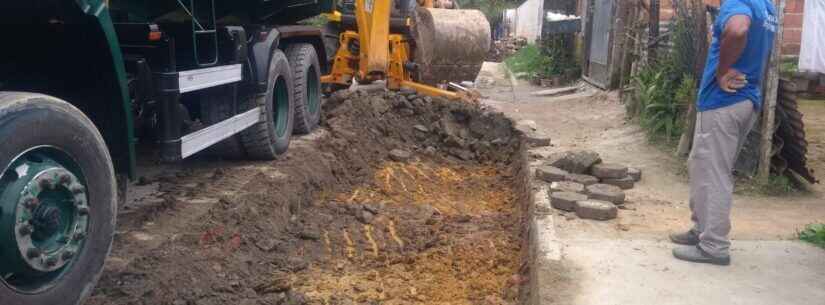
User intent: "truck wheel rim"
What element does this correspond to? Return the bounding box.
[306,67,320,115]
[274,76,290,137]
[0,147,89,293]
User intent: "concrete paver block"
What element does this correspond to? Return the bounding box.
[627,167,642,182]
[591,163,629,179]
[575,199,618,220]
[602,176,635,190]
[549,191,588,211]
[566,173,599,186]
[548,150,602,174]
[536,165,568,183]
[388,149,412,162]
[550,181,585,194]
[586,183,625,205]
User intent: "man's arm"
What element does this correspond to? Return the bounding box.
[717,15,751,93]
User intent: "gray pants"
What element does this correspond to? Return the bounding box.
[688,100,757,257]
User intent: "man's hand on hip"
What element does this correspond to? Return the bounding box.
[718,68,748,93]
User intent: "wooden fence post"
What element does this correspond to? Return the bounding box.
[757,0,786,181]
[675,0,710,157]
[648,0,660,61]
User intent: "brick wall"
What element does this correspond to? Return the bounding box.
[783,0,804,56]
[676,0,804,56]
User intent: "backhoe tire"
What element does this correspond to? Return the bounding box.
[239,50,295,159]
[0,92,116,305]
[321,23,341,64]
[285,43,322,134]
[199,86,246,158]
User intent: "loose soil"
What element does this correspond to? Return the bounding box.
[86,90,529,305]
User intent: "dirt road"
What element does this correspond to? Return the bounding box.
[478,62,825,305]
[86,91,530,305]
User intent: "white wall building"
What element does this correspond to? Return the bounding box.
[507,0,544,43]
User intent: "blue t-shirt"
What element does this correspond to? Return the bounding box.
[697,0,777,112]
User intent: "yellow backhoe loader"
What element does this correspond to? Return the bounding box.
[321,0,491,100]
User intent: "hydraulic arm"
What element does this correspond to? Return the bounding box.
[321,0,490,100]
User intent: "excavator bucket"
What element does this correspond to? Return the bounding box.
[410,8,491,86]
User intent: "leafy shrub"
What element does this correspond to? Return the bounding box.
[799,224,825,248]
[504,44,553,80]
[631,67,691,142]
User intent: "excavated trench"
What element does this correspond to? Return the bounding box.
[86,90,531,305]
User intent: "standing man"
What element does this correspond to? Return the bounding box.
[670,0,777,265]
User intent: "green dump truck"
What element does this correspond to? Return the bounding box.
[0,1,332,304]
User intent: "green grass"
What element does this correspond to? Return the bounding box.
[298,15,328,28]
[799,224,825,248]
[734,175,800,196]
[504,44,550,80]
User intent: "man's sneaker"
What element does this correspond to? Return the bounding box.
[669,230,700,245]
[672,245,731,266]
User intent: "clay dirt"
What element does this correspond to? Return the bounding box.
[85,90,530,305]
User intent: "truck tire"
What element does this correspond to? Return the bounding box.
[239,49,295,159]
[199,86,246,158]
[0,92,116,305]
[285,43,322,134]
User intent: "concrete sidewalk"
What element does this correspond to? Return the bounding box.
[476,62,825,305]
[550,239,825,305]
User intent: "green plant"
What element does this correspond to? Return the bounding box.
[734,174,799,196]
[299,14,328,28]
[504,44,552,80]
[780,59,799,75]
[631,67,688,142]
[799,224,825,248]
[539,35,579,79]
[504,38,580,82]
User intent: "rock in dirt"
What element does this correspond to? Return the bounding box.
[356,210,375,224]
[515,120,552,147]
[590,163,628,179]
[327,90,354,104]
[362,202,383,214]
[549,191,588,211]
[449,148,475,161]
[565,173,599,186]
[602,176,635,190]
[628,167,642,181]
[414,124,429,133]
[298,228,321,241]
[586,183,625,205]
[284,291,307,305]
[368,96,391,115]
[438,116,466,141]
[523,132,552,148]
[389,149,412,162]
[255,238,279,252]
[286,257,309,272]
[547,150,602,174]
[575,199,618,220]
[535,165,568,183]
[550,181,585,194]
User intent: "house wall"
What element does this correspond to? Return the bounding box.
[514,0,545,42]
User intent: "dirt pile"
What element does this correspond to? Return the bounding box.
[87,90,528,305]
